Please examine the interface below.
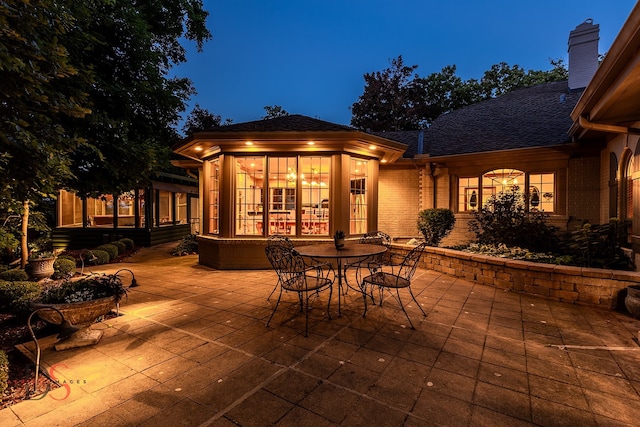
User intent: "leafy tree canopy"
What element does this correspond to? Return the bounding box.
[182,104,232,135]
[350,55,568,131]
[262,105,290,120]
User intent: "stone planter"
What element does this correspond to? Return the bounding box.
[28,257,56,280]
[31,296,117,350]
[625,285,640,318]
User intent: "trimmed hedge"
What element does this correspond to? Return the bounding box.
[119,238,134,249]
[0,280,43,313]
[95,244,118,260]
[0,268,29,282]
[0,350,8,396]
[53,258,76,279]
[89,249,110,265]
[110,240,126,255]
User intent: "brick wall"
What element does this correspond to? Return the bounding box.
[390,244,640,310]
[378,168,421,238]
[568,156,601,225]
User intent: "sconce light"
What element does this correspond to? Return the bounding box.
[27,307,79,398]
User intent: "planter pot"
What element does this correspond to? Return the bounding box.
[31,296,117,350]
[625,285,640,318]
[28,257,56,280]
[334,238,345,250]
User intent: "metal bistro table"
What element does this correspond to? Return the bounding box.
[295,243,387,316]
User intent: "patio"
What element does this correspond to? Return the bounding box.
[2,243,640,426]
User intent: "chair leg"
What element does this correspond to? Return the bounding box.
[394,289,416,329]
[362,282,368,317]
[408,287,427,317]
[266,288,284,328]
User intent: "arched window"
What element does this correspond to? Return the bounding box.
[623,154,634,221]
[482,169,525,205]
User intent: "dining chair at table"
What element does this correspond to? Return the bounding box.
[264,245,335,337]
[266,235,295,301]
[360,242,427,329]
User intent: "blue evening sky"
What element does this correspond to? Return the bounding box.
[173,0,637,128]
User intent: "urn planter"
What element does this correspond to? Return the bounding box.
[625,285,640,318]
[28,257,56,280]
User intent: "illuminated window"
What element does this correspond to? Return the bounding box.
[209,159,220,234]
[529,173,555,212]
[267,157,296,236]
[349,158,368,234]
[235,156,264,235]
[482,169,524,206]
[458,177,479,212]
[301,156,330,235]
[157,190,173,226]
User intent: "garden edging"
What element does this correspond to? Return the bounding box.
[391,244,640,310]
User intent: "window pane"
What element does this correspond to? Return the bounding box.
[300,156,330,235]
[176,192,188,224]
[458,177,479,212]
[529,173,555,212]
[87,194,114,226]
[59,190,83,226]
[235,156,264,235]
[209,159,219,235]
[117,192,135,227]
[157,190,173,226]
[267,157,296,235]
[482,169,524,206]
[349,158,367,234]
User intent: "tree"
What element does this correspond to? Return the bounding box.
[1,0,94,267]
[182,104,227,135]
[262,105,289,120]
[350,56,425,131]
[65,0,211,198]
[1,0,211,267]
[350,57,568,131]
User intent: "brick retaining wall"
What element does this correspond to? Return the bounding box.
[391,244,640,310]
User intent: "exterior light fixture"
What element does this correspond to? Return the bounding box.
[27,307,79,398]
[194,146,203,152]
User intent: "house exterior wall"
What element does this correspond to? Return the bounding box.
[567,156,601,226]
[378,167,421,239]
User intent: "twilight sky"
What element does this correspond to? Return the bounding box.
[173,0,637,128]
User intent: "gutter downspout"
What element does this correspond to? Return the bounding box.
[429,163,437,209]
[578,115,640,135]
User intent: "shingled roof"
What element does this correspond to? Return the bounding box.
[203,114,356,133]
[377,81,583,158]
[425,81,582,157]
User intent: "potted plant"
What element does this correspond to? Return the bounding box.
[27,251,57,280]
[30,271,131,349]
[334,230,345,250]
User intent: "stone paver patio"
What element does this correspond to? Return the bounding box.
[2,242,640,426]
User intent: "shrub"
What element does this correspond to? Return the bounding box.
[417,208,456,247]
[0,228,19,264]
[0,268,29,282]
[565,219,635,270]
[0,350,8,396]
[95,244,118,260]
[88,250,110,265]
[469,186,557,252]
[0,280,43,313]
[172,234,198,256]
[110,240,126,255]
[119,238,134,249]
[57,254,78,265]
[52,258,76,279]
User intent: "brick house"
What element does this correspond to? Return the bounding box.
[172,6,640,269]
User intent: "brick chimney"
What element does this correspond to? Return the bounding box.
[568,19,600,91]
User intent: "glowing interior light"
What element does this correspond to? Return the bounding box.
[514,179,518,184]
[381,159,387,163]
[194,146,203,152]
[302,180,308,185]
[369,145,377,150]
[245,141,253,146]
[307,141,315,145]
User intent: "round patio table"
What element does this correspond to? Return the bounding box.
[295,243,387,316]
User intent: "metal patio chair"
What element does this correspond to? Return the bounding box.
[360,243,427,329]
[265,244,335,336]
[266,235,295,301]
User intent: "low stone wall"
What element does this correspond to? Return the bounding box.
[391,244,640,310]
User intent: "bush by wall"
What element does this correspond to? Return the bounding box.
[0,280,43,313]
[119,238,135,250]
[52,258,77,279]
[417,208,456,247]
[88,250,110,265]
[95,244,118,260]
[0,350,8,396]
[110,240,126,255]
[0,268,29,282]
